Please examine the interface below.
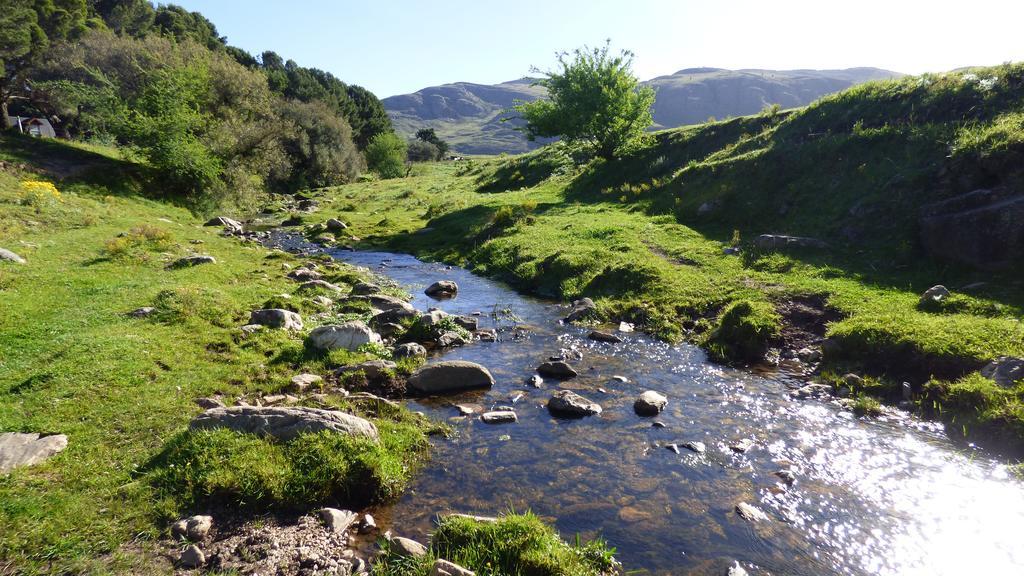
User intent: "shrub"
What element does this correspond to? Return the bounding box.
[514,41,655,160]
[102,225,175,259]
[407,139,441,163]
[365,132,407,179]
[18,180,63,212]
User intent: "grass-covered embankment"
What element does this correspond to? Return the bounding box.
[318,64,1024,448]
[0,134,436,573]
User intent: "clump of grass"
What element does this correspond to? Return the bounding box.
[373,512,619,576]
[401,315,471,344]
[917,293,1009,318]
[149,419,430,511]
[705,300,781,362]
[103,225,175,259]
[852,395,883,417]
[152,286,234,327]
[491,201,538,229]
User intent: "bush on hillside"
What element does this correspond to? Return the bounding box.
[514,42,654,160]
[366,132,407,179]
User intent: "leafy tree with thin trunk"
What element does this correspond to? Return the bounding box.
[514,42,655,160]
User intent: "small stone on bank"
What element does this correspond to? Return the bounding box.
[179,544,205,568]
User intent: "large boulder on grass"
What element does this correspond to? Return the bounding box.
[0,432,68,473]
[0,248,26,264]
[308,321,381,351]
[248,309,303,330]
[407,361,494,394]
[203,216,243,234]
[190,406,378,441]
[168,255,216,269]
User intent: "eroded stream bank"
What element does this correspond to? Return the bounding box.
[276,236,1024,576]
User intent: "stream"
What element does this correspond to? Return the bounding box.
[322,248,1023,575]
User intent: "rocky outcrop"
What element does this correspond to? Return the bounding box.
[919,188,1024,270]
[307,322,381,351]
[190,406,378,441]
[0,432,68,473]
[249,309,303,330]
[407,361,495,394]
[547,390,602,417]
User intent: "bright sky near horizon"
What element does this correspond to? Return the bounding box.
[171,0,1024,98]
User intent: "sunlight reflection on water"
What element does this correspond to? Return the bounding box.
[317,248,1024,575]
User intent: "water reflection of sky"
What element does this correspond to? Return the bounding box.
[332,249,1024,576]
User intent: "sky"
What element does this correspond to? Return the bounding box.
[171,0,1024,98]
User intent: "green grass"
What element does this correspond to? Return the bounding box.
[0,135,431,573]
[704,300,782,362]
[322,64,1024,448]
[372,512,618,576]
[148,419,430,512]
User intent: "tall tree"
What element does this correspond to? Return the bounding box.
[1,0,88,126]
[90,0,154,36]
[514,42,654,160]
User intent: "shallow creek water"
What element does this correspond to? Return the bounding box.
[329,249,1023,575]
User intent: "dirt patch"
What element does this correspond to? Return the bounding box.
[643,240,699,266]
[773,294,844,353]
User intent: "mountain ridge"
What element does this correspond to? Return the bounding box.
[384,67,902,154]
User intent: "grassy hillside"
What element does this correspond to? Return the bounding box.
[0,135,438,573]
[383,68,900,154]
[325,64,1024,448]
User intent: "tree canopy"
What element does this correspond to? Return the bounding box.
[514,42,654,160]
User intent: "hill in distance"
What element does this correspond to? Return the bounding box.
[384,67,902,154]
